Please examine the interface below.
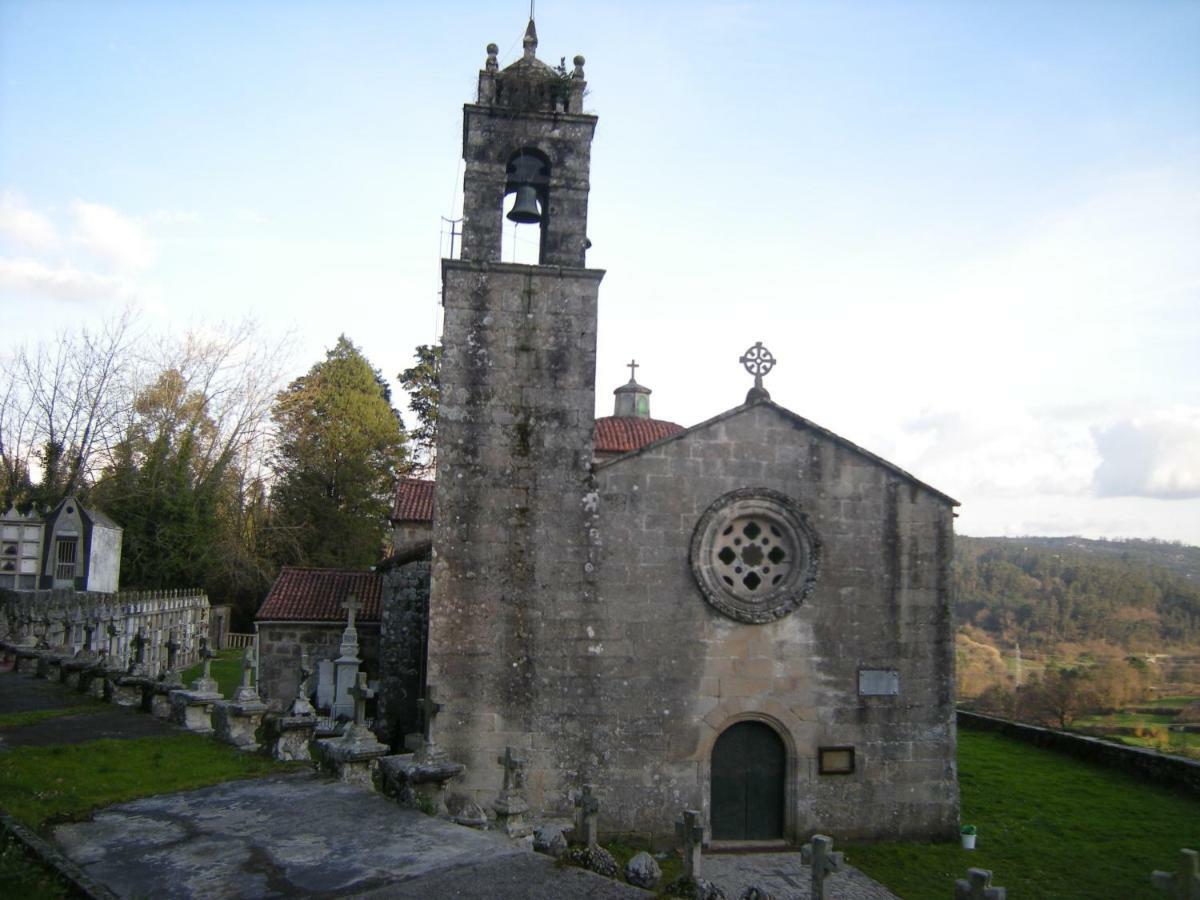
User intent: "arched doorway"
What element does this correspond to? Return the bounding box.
[711,720,786,840]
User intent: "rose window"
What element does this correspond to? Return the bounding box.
[690,489,821,624]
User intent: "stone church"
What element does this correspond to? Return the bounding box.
[422,20,960,845]
[256,18,960,846]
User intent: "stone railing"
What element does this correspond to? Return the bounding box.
[0,587,210,677]
[958,709,1200,795]
[226,632,256,650]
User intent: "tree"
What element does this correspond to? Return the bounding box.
[1022,667,1097,729]
[270,336,407,568]
[0,311,137,509]
[398,343,440,476]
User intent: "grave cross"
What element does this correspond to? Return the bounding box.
[418,687,443,743]
[349,671,375,727]
[801,834,844,900]
[165,630,180,670]
[497,746,526,794]
[1152,849,1200,900]
[341,594,362,629]
[675,809,704,881]
[239,647,255,689]
[954,867,1007,900]
[574,785,600,848]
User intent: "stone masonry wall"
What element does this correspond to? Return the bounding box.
[429,259,602,808]
[378,560,431,745]
[584,402,959,843]
[257,623,380,713]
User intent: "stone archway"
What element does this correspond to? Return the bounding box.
[710,720,786,840]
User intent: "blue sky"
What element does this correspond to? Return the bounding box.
[2,1,1198,543]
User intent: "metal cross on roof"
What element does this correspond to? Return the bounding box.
[627,359,639,381]
[739,341,776,401]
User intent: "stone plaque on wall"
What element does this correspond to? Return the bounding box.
[858,669,900,696]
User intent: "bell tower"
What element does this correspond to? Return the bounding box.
[427,21,604,812]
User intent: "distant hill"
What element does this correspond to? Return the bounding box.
[953,535,1200,654]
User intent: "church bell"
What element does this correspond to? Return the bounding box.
[507,184,542,224]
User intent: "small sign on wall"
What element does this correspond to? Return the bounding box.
[858,668,900,696]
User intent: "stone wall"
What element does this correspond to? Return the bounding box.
[583,402,958,843]
[0,588,209,674]
[959,709,1200,794]
[256,622,380,712]
[378,560,431,745]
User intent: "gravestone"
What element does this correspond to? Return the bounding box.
[574,784,600,848]
[316,659,335,709]
[381,684,464,814]
[1152,849,1200,900]
[332,595,363,720]
[492,746,533,838]
[169,637,223,733]
[801,834,843,900]
[314,671,389,787]
[954,867,1007,900]
[268,654,318,762]
[213,648,268,750]
[677,809,704,881]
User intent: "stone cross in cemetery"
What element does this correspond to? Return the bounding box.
[1152,849,1200,900]
[801,834,844,900]
[82,621,95,657]
[574,784,600,848]
[492,746,533,837]
[191,636,219,694]
[106,620,120,663]
[130,628,147,673]
[333,594,363,719]
[232,646,259,704]
[954,867,1007,900]
[405,686,445,761]
[675,809,704,882]
[346,670,375,732]
[165,630,180,671]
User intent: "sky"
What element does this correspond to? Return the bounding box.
[1,0,1198,544]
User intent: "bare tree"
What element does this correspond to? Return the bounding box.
[0,309,138,508]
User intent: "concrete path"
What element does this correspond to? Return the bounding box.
[705,851,899,899]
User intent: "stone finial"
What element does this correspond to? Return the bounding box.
[574,784,600,848]
[1152,849,1200,899]
[675,809,704,881]
[739,341,776,403]
[523,18,538,60]
[486,42,499,72]
[801,834,844,900]
[955,867,1007,899]
[573,54,585,78]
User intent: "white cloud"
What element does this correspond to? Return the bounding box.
[0,191,58,249]
[0,257,135,304]
[1093,408,1200,500]
[70,200,155,270]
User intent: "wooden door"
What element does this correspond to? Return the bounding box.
[711,720,785,840]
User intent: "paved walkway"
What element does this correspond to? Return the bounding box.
[2,667,899,899]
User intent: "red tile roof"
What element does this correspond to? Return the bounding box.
[391,477,434,522]
[594,416,684,454]
[256,567,382,623]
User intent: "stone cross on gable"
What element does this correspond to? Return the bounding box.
[626,359,638,381]
[574,785,600,848]
[1152,849,1200,900]
[954,867,1007,900]
[419,688,443,743]
[497,746,526,794]
[675,809,703,881]
[801,834,844,900]
[349,671,375,727]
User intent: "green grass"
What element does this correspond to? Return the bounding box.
[179,649,251,699]
[0,704,108,729]
[848,729,1200,899]
[0,735,290,830]
[603,837,683,887]
[0,831,71,900]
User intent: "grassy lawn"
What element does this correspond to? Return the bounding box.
[0,704,109,730]
[0,734,290,831]
[0,831,71,900]
[848,728,1200,899]
[180,648,251,699]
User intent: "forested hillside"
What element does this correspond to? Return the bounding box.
[954,536,1200,653]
